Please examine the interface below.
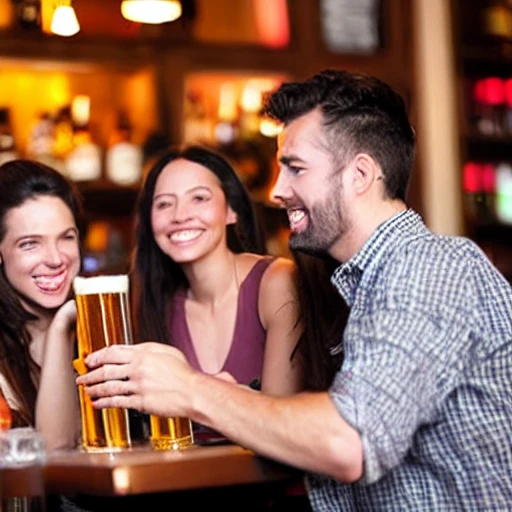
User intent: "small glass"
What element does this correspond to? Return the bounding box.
[0,428,46,512]
[149,416,194,451]
[0,428,46,468]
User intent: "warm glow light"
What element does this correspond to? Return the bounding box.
[51,5,80,37]
[254,0,290,48]
[71,95,90,126]
[121,0,182,24]
[463,162,482,194]
[218,82,237,122]
[241,82,262,113]
[259,119,282,138]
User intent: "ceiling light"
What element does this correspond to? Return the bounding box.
[51,3,80,37]
[121,0,182,24]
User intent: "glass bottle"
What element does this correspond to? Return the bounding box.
[0,107,19,166]
[15,0,42,30]
[105,110,143,186]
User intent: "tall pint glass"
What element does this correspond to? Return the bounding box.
[73,274,133,452]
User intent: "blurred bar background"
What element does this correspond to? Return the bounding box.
[0,0,509,280]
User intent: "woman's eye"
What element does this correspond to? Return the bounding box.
[193,195,209,203]
[19,240,37,250]
[289,165,303,175]
[155,200,172,210]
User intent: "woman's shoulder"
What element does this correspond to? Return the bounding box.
[256,255,297,298]
[236,253,295,280]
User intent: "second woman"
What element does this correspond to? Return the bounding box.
[134,145,303,396]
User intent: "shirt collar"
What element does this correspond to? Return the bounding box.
[331,209,424,305]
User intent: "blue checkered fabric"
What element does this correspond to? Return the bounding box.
[307,209,512,511]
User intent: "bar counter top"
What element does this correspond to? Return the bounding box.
[44,443,300,497]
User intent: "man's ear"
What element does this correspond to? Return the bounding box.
[352,154,381,195]
[226,206,238,225]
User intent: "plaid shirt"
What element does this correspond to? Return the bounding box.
[307,209,512,511]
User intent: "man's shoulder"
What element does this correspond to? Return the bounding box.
[372,232,485,295]
[388,230,482,268]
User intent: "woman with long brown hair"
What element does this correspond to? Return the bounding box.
[0,159,83,450]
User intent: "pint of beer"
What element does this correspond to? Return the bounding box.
[73,274,133,452]
[149,415,194,451]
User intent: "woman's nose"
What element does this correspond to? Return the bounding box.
[44,243,64,267]
[172,200,192,223]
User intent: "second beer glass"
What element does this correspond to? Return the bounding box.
[149,416,194,451]
[73,274,133,452]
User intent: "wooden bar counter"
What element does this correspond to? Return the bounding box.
[44,443,300,497]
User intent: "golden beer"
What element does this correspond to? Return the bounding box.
[73,275,133,452]
[150,415,194,450]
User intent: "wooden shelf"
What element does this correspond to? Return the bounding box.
[461,54,512,77]
[77,181,140,218]
[470,221,512,241]
[464,135,512,161]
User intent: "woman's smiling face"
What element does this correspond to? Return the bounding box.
[0,195,81,313]
[151,158,236,264]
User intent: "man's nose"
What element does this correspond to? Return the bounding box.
[270,169,291,207]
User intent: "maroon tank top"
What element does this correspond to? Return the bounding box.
[168,257,274,385]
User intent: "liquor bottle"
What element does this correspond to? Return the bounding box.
[52,105,74,174]
[65,123,102,182]
[15,0,42,30]
[482,0,512,41]
[65,97,102,182]
[26,111,61,169]
[0,107,19,166]
[105,110,143,186]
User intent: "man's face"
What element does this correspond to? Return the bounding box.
[271,109,350,257]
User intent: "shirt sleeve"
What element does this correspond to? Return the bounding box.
[329,251,475,484]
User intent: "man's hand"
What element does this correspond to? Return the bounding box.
[76,342,199,417]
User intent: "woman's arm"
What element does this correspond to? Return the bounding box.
[35,300,80,451]
[259,257,303,395]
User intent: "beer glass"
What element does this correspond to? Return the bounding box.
[149,415,194,451]
[73,274,133,452]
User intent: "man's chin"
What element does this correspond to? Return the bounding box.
[289,233,329,257]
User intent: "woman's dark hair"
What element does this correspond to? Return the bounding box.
[0,159,83,426]
[292,252,348,391]
[134,145,265,343]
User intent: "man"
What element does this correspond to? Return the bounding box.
[77,70,512,510]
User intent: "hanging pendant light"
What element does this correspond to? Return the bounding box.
[121,0,182,24]
[51,1,80,37]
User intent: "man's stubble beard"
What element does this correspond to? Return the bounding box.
[288,187,345,257]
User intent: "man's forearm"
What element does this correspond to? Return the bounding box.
[188,373,364,483]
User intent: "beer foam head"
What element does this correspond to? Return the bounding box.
[73,275,129,295]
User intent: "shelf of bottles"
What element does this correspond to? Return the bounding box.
[462,76,512,233]
[463,160,512,226]
[182,72,286,197]
[0,100,144,187]
[0,62,161,277]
